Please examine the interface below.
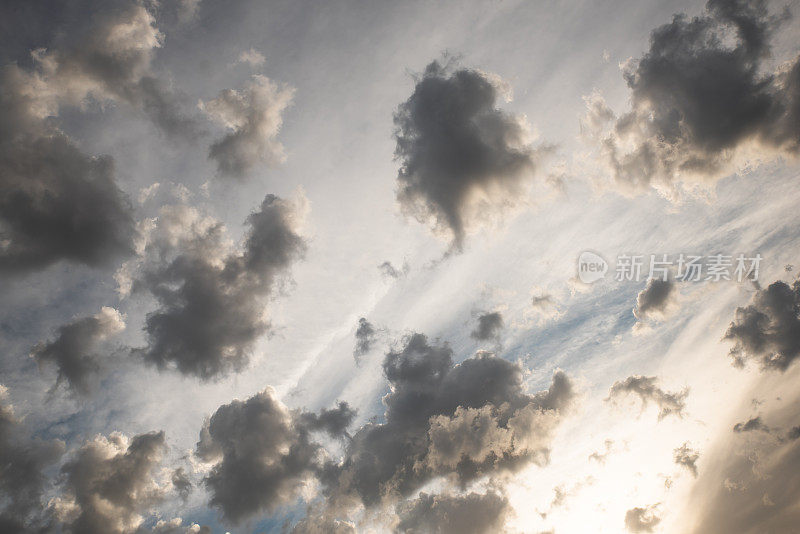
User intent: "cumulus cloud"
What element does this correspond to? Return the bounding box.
[583,0,800,194]
[625,505,660,532]
[0,0,206,274]
[31,307,125,395]
[633,278,677,322]
[319,333,574,511]
[395,491,511,534]
[0,386,65,530]
[353,318,376,360]
[6,2,199,138]
[201,75,294,178]
[0,65,137,273]
[723,280,800,371]
[52,431,170,534]
[126,193,307,379]
[196,388,354,524]
[471,312,504,341]
[606,375,688,420]
[674,442,700,477]
[393,60,542,250]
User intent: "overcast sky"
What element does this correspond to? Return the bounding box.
[1,0,800,532]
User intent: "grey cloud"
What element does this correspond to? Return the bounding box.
[31,307,125,395]
[321,333,574,510]
[0,67,136,273]
[723,280,800,371]
[396,491,511,534]
[378,261,409,279]
[689,396,800,533]
[586,0,800,191]
[196,388,353,525]
[633,279,676,321]
[625,505,660,533]
[55,431,168,534]
[202,75,294,178]
[130,194,306,379]
[394,60,540,250]
[733,416,771,434]
[674,442,700,477]
[353,318,376,360]
[171,468,192,502]
[298,401,356,440]
[287,515,356,534]
[0,387,64,531]
[531,294,554,309]
[471,312,504,341]
[607,375,688,420]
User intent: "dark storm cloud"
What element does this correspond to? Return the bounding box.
[585,0,800,190]
[674,442,700,477]
[471,312,504,341]
[723,280,800,371]
[0,387,64,531]
[625,505,661,533]
[56,431,169,534]
[606,375,688,420]
[353,318,376,360]
[394,60,541,250]
[633,279,676,321]
[733,416,771,434]
[202,75,294,178]
[396,491,511,534]
[196,388,354,524]
[131,194,306,379]
[31,307,125,395]
[321,333,574,509]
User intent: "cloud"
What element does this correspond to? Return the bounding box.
[31,307,125,395]
[606,375,688,420]
[201,75,294,178]
[688,388,800,533]
[633,278,677,322]
[674,442,700,477]
[353,318,376,360]
[471,312,504,341]
[0,64,137,273]
[236,48,266,67]
[319,333,574,510]
[583,0,800,194]
[196,387,354,524]
[53,431,170,534]
[723,280,800,371]
[171,467,192,502]
[8,2,199,139]
[395,491,511,534]
[378,260,409,279]
[393,60,542,250]
[625,505,660,532]
[127,194,307,379]
[732,416,771,434]
[0,386,65,530]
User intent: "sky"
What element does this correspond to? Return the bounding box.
[1,0,800,532]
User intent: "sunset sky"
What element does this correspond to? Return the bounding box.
[1,0,800,532]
